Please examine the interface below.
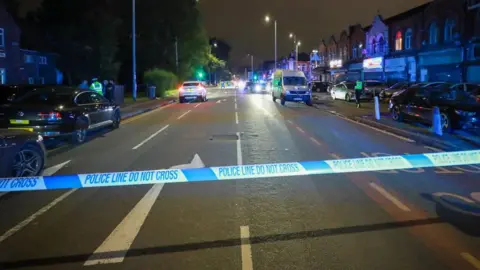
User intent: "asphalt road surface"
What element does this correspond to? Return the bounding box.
[0,87,479,270]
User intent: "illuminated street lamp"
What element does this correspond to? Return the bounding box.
[264,14,277,69]
[295,41,301,70]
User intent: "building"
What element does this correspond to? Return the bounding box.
[312,40,329,82]
[418,0,466,82]
[346,24,366,81]
[384,3,430,83]
[363,15,389,81]
[465,0,480,83]
[0,3,58,85]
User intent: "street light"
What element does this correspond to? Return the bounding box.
[295,41,301,70]
[264,14,277,69]
[213,42,218,48]
[132,0,137,101]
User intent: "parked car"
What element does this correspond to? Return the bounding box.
[389,84,480,132]
[0,86,121,144]
[364,80,386,97]
[0,130,46,178]
[330,81,373,102]
[308,81,331,93]
[379,82,411,100]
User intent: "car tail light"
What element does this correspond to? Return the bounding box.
[38,112,62,120]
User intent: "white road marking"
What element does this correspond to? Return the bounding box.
[237,132,243,165]
[296,126,305,133]
[287,120,293,124]
[84,184,164,265]
[177,110,192,120]
[235,112,239,124]
[235,103,238,110]
[331,113,415,143]
[194,103,201,108]
[84,156,205,265]
[369,182,411,212]
[424,146,443,152]
[216,100,222,104]
[132,125,169,150]
[240,226,253,270]
[0,189,77,243]
[309,137,322,146]
[461,253,480,269]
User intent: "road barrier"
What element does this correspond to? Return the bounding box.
[1,150,479,192]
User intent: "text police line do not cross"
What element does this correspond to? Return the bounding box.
[0,150,479,192]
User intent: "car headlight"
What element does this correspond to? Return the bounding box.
[255,85,261,91]
[37,135,43,142]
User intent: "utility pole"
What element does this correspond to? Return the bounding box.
[132,0,137,101]
[251,55,254,77]
[274,20,277,69]
[175,37,179,72]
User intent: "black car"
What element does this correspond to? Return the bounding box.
[379,82,411,100]
[0,130,46,178]
[309,81,331,93]
[0,86,121,144]
[389,85,480,132]
[0,85,43,105]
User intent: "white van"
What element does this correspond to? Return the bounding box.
[271,70,312,106]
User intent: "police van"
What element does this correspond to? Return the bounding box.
[272,70,312,106]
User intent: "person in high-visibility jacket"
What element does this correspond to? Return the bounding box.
[354,80,364,108]
[90,78,104,96]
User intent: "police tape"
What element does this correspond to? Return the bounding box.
[1,150,479,192]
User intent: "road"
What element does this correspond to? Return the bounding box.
[0,87,479,270]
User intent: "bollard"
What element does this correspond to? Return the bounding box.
[374,96,380,121]
[432,106,443,136]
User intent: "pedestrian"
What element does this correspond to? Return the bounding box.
[105,80,115,102]
[78,80,89,90]
[89,78,104,96]
[354,80,364,108]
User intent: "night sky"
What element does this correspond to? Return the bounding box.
[20,0,430,68]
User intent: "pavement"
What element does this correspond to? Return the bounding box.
[0,88,479,270]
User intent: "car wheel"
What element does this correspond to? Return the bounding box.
[280,95,286,106]
[391,105,404,122]
[441,112,453,133]
[179,97,184,103]
[345,94,351,102]
[272,93,277,102]
[11,144,45,177]
[332,92,336,100]
[71,118,88,144]
[306,99,313,106]
[111,110,120,129]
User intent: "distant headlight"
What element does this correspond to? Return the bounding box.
[255,85,261,91]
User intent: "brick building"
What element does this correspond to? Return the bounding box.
[312,40,329,82]
[0,3,58,85]
[465,0,480,83]
[347,24,366,81]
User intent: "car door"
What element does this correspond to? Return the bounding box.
[88,92,112,124]
[411,87,433,123]
[337,84,348,99]
[75,92,103,127]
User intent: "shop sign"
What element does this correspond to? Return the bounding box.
[329,60,342,69]
[363,57,383,70]
[384,57,406,72]
[418,48,463,66]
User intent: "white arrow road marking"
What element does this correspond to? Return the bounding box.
[0,160,72,243]
[84,154,205,266]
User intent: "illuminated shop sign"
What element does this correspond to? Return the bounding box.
[363,57,383,69]
[329,60,342,68]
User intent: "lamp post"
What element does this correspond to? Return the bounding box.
[132,0,137,101]
[264,15,277,69]
[295,41,301,70]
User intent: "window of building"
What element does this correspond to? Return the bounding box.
[39,56,48,65]
[352,46,357,59]
[395,31,403,51]
[28,77,34,84]
[343,46,347,60]
[24,55,34,63]
[39,77,45,84]
[378,36,385,53]
[358,43,363,58]
[429,22,438,45]
[371,37,377,54]
[444,18,456,42]
[405,29,413,50]
[0,28,4,48]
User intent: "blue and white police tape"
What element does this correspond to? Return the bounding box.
[1,150,479,192]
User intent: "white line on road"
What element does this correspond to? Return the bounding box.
[240,226,253,270]
[132,125,169,150]
[194,103,201,108]
[369,182,411,212]
[0,188,77,243]
[296,126,305,133]
[424,146,443,152]
[235,103,238,110]
[177,110,192,120]
[235,112,239,124]
[331,113,415,143]
[287,120,293,124]
[236,132,243,165]
[216,100,222,104]
[461,252,480,269]
[84,184,165,265]
[309,137,322,146]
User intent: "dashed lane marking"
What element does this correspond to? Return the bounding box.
[235,112,239,124]
[369,182,411,212]
[309,137,322,146]
[296,126,305,133]
[177,110,192,120]
[461,253,480,270]
[132,125,169,150]
[240,226,253,270]
[194,103,201,108]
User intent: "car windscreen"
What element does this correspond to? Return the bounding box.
[345,83,355,90]
[0,86,37,104]
[14,91,73,106]
[183,83,199,87]
[283,77,306,86]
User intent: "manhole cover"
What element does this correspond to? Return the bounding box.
[210,134,239,140]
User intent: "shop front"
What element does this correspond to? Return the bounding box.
[384,56,417,84]
[418,48,463,83]
[346,63,363,81]
[363,57,384,81]
[329,59,347,83]
[466,43,480,83]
